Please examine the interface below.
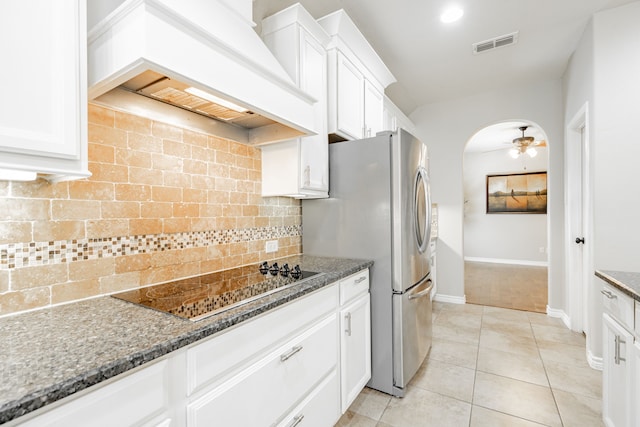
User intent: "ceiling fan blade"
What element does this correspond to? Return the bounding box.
[532,140,547,147]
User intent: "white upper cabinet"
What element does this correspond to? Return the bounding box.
[318,10,396,142]
[261,4,330,198]
[0,0,90,182]
[383,94,417,135]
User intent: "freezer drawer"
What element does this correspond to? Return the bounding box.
[392,275,433,393]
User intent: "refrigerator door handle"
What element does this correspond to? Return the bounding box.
[408,278,433,300]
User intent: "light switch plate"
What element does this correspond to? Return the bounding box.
[265,240,278,253]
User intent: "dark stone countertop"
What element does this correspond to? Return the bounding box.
[0,255,373,424]
[595,270,640,302]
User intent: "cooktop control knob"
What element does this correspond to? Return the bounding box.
[280,263,290,277]
[269,262,279,276]
[290,265,302,279]
[259,261,269,275]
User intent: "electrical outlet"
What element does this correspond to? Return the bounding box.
[265,240,278,253]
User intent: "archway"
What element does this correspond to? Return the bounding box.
[462,120,550,312]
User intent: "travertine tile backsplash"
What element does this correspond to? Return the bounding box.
[0,104,301,316]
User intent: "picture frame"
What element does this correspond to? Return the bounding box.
[486,171,547,214]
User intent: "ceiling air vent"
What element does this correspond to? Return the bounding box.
[473,31,518,54]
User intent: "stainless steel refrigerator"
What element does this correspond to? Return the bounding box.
[302,128,433,397]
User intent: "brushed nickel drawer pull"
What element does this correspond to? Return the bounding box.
[615,335,626,365]
[280,345,303,362]
[286,414,304,427]
[354,276,367,284]
[601,290,616,299]
[345,312,352,336]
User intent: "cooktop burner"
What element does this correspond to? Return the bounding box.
[112,263,320,321]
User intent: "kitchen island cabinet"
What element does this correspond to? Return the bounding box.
[0,0,90,182]
[1,256,372,426]
[596,271,640,427]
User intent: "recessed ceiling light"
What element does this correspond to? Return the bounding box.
[440,6,464,23]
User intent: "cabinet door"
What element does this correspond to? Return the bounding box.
[299,29,328,193]
[188,314,338,427]
[363,80,383,138]
[0,0,88,180]
[603,313,633,427]
[336,52,364,140]
[340,293,371,412]
[633,340,640,427]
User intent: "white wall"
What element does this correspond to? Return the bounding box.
[592,2,640,270]
[463,148,548,264]
[562,1,640,360]
[410,79,565,308]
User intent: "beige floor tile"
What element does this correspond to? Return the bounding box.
[531,323,586,347]
[380,387,471,427]
[527,311,566,328]
[427,338,478,369]
[411,358,476,402]
[473,371,561,427]
[553,389,604,427]
[476,346,548,386]
[432,322,481,346]
[345,387,392,421]
[470,405,548,426]
[334,411,378,427]
[435,311,483,329]
[481,316,535,338]
[483,305,531,322]
[440,302,485,315]
[544,360,602,399]
[479,329,540,358]
[537,340,590,368]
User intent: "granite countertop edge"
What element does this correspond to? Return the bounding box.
[0,255,373,424]
[595,270,640,302]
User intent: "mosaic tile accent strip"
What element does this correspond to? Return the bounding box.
[0,226,301,270]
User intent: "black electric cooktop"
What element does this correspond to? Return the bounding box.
[112,263,320,321]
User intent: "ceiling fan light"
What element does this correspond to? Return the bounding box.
[509,148,520,159]
[526,147,537,157]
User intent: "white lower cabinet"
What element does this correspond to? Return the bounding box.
[14,359,175,427]
[12,269,371,427]
[187,314,338,427]
[338,271,371,412]
[603,313,633,427]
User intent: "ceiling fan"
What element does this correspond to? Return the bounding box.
[509,125,546,158]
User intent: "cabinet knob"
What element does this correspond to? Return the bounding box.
[575,237,585,244]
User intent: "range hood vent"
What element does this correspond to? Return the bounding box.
[472,31,519,54]
[87,0,317,145]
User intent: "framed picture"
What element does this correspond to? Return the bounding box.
[486,171,547,214]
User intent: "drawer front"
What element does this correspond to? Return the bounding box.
[276,370,340,427]
[602,282,634,329]
[19,360,169,427]
[187,283,338,395]
[187,314,338,427]
[339,269,369,305]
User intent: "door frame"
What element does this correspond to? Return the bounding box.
[564,102,593,342]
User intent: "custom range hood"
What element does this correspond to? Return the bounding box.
[87,0,317,145]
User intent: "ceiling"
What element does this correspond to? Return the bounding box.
[464,121,546,154]
[253,0,635,117]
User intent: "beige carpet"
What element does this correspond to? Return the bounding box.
[464,261,548,313]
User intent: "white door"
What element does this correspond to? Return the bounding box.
[340,294,371,412]
[566,105,591,334]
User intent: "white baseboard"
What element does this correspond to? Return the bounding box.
[464,256,548,267]
[587,349,603,371]
[433,294,466,304]
[546,306,571,329]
